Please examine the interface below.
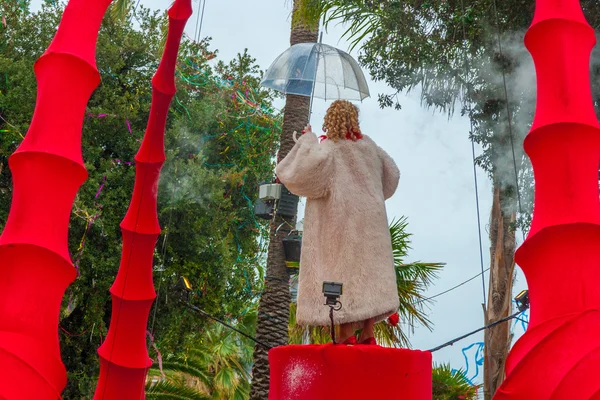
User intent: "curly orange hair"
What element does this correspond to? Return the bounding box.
[322,100,362,142]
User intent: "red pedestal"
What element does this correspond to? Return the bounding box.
[269,344,432,400]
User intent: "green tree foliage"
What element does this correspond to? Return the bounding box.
[0,2,280,397]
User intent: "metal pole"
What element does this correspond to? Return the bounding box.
[308,30,324,121]
[308,51,317,119]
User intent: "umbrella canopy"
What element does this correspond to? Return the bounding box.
[261,42,370,101]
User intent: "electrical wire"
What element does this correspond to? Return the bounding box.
[194,0,207,43]
[429,309,525,352]
[459,0,488,310]
[184,302,271,349]
[416,267,491,304]
[491,0,526,242]
[193,0,202,44]
[148,165,178,335]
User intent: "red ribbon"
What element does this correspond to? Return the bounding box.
[318,131,363,142]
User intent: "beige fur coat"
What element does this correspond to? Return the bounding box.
[276,131,400,326]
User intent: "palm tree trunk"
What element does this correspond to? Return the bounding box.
[483,183,516,400]
[249,2,318,399]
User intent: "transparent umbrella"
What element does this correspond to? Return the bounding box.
[261,42,370,103]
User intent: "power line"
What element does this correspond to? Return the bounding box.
[417,267,491,304]
[459,0,488,310]
[184,302,271,349]
[429,310,525,352]
[194,0,207,43]
[193,0,202,43]
[491,0,526,243]
[149,165,178,335]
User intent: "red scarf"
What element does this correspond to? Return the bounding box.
[319,131,363,142]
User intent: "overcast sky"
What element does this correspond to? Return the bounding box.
[30,0,530,386]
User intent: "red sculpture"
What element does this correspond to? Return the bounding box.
[495,0,600,398]
[94,1,192,398]
[0,0,112,398]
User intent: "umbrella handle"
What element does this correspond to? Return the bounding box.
[293,131,299,143]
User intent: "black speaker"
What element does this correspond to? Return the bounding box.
[278,185,299,218]
[254,198,274,220]
[282,232,302,263]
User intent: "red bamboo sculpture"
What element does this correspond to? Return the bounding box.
[495,0,600,398]
[0,1,112,398]
[94,1,192,398]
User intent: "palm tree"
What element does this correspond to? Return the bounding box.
[288,217,443,347]
[432,364,480,400]
[248,1,318,398]
[145,311,257,400]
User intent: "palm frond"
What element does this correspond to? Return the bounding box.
[390,216,411,262]
[232,381,251,400]
[325,3,382,52]
[432,363,480,400]
[145,379,211,400]
[157,16,169,58]
[213,367,240,394]
[395,261,443,329]
[110,0,131,21]
[295,0,385,51]
[147,319,253,398]
[289,302,332,344]
[373,321,407,348]
[150,360,213,389]
[390,217,444,333]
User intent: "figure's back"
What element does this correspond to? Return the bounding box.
[276,129,400,327]
[321,135,386,207]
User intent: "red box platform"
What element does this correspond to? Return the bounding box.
[269,344,432,400]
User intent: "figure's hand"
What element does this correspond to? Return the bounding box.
[302,124,313,135]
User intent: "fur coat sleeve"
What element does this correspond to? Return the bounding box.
[275,131,333,199]
[376,145,400,200]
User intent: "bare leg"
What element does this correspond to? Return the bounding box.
[360,318,376,342]
[338,323,355,343]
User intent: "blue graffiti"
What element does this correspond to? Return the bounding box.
[512,312,529,332]
[456,308,530,384]
[453,342,484,385]
[511,301,530,332]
